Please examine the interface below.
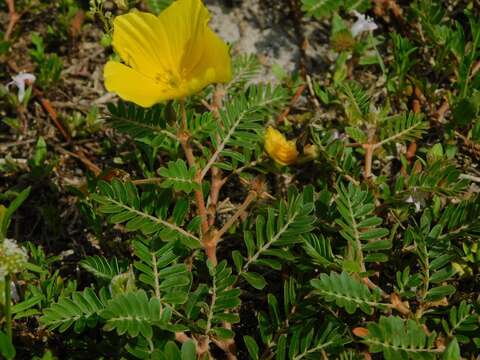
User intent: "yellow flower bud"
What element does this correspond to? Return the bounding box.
[264,127,298,166]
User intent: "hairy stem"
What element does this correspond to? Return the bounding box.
[208,167,225,227]
[178,100,213,263]
[363,143,374,179]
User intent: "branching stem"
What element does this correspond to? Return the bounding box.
[178,100,214,263]
[212,191,257,245]
[4,0,21,40]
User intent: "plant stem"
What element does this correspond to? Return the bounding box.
[363,143,374,179]
[4,274,12,340]
[208,167,225,227]
[5,0,21,40]
[131,177,163,185]
[211,191,257,245]
[178,100,214,263]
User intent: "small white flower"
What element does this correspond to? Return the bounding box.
[405,191,424,213]
[405,195,415,204]
[6,72,36,102]
[0,238,28,277]
[351,11,378,38]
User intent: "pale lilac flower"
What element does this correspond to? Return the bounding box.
[351,11,378,37]
[6,72,36,102]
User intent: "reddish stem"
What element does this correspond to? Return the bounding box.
[178,101,214,263]
[276,83,306,124]
[5,0,21,40]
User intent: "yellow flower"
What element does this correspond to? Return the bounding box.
[104,0,232,107]
[264,127,298,166]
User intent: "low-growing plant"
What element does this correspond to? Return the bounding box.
[29,33,63,89]
[2,0,480,359]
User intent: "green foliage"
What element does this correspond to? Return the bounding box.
[396,159,468,197]
[310,129,360,180]
[28,137,53,178]
[101,290,172,338]
[227,54,262,93]
[285,324,346,360]
[0,330,15,359]
[455,14,480,99]
[243,335,260,359]
[340,81,372,124]
[357,316,442,360]
[245,323,345,360]
[442,301,479,342]
[107,101,175,143]
[207,84,288,171]
[302,233,336,269]
[246,278,349,359]
[91,179,201,248]
[158,160,200,194]
[29,33,63,88]
[6,1,480,358]
[151,340,197,360]
[80,256,124,281]
[0,187,30,240]
[64,106,103,138]
[233,187,316,289]
[311,271,384,314]
[146,0,174,14]
[301,0,341,19]
[378,112,428,147]
[133,240,191,304]
[389,33,417,92]
[438,197,480,239]
[40,287,107,333]
[301,0,371,19]
[200,261,241,339]
[336,183,390,266]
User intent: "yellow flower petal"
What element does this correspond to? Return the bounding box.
[264,127,298,166]
[104,0,232,107]
[158,0,232,89]
[104,61,178,107]
[111,11,171,75]
[158,0,210,66]
[183,28,232,93]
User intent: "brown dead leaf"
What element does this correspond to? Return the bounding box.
[70,10,85,38]
[412,160,423,174]
[435,335,446,352]
[406,142,417,161]
[352,327,369,337]
[390,293,410,315]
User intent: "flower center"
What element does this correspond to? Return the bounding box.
[155,70,181,88]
